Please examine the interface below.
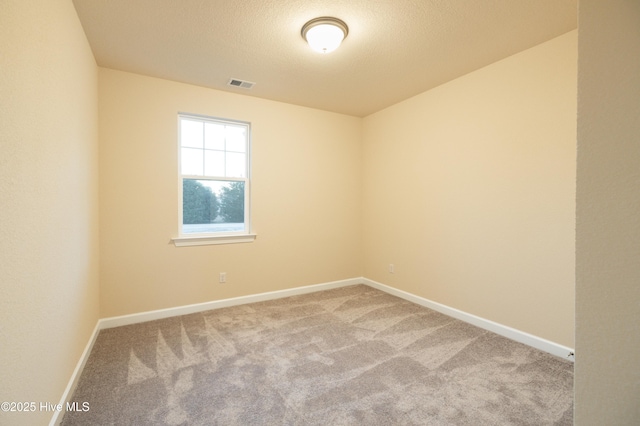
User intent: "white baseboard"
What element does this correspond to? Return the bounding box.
[99,277,362,329]
[99,276,574,360]
[49,321,101,426]
[364,278,575,362]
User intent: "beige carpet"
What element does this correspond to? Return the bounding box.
[62,285,573,425]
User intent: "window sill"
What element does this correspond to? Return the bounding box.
[171,233,256,247]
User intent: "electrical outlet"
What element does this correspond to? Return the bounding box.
[219,272,227,283]
[389,264,395,273]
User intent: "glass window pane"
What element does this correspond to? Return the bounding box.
[217,181,245,225]
[181,119,203,148]
[204,123,225,150]
[182,179,219,233]
[225,152,246,177]
[181,148,203,175]
[182,179,245,234]
[204,150,225,176]
[179,115,249,236]
[225,126,246,153]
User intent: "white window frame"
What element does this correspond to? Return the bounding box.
[172,113,255,247]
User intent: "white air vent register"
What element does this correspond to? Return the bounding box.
[227,79,255,89]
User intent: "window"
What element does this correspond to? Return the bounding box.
[173,113,254,246]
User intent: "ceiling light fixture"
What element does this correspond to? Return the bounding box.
[301,17,348,54]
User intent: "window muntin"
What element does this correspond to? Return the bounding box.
[178,114,250,237]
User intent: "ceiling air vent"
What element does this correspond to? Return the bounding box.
[227,78,255,89]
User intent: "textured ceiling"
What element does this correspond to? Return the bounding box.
[72,0,577,117]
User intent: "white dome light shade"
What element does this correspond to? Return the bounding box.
[302,17,348,54]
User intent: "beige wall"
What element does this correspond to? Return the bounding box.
[362,31,577,347]
[576,0,640,423]
[0,1,100,425]
[100,32,578,343]
[98,69,362,317]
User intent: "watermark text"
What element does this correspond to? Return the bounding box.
[1,401,89,413]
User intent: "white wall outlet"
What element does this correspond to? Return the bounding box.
[389,264,395,273]
[219,272,227,283]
